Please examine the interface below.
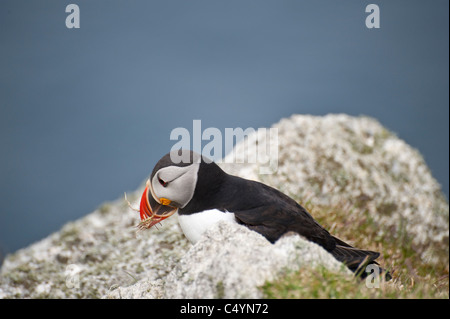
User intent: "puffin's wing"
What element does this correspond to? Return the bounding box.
[233,204,336,251]
[225,177,384,275]
[232,205,288,243]
[225,177,336,249]
[233,204,380,260]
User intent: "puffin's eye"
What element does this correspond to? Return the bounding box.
[158,177,168,187]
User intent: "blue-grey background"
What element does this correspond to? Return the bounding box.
[0,1,448,262]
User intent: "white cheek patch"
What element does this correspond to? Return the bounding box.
[152,163,199,208]
[177,209,237,244]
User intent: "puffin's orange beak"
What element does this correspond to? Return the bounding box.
[139,183,153,221]
[137,180,177,231]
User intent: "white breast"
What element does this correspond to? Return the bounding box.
[177,209,237,244]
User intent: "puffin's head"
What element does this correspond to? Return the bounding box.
[137,150,202,230]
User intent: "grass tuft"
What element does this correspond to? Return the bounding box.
[261,202,449,299]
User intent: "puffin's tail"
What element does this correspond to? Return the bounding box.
[331,237,391,280]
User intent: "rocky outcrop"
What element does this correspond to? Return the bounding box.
[0,114,447,299]
[222,114,448,265]
[106,221,348,299]
[0,196,190,298]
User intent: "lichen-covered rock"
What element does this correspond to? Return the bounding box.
[162,221,348,299]
[1,114,447,299]
[104,221,348,299]
[221,114,449,266]
[0,195,190,298]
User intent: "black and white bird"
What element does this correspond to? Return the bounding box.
[136,150,389,277]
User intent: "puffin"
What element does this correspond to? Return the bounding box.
[133,150,389,278]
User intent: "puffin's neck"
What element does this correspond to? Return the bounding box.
[178,161,228,215]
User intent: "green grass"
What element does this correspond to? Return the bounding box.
[262,266,447,299]
[261,203,449,299]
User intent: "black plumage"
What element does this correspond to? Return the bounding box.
[156,152,389,278]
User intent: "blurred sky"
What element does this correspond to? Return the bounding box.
[0,0,448,260]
